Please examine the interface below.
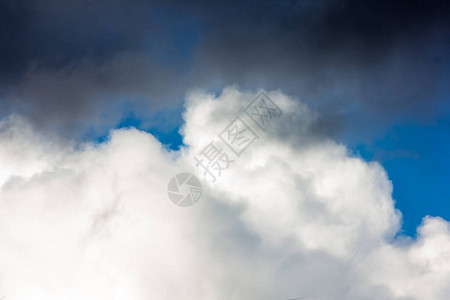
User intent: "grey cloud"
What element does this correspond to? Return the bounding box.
[0,0,448,138]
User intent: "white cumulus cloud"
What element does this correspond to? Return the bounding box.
[0,87,449,300]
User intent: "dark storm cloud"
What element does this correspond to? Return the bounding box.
[0,0,197,135]
[0,0,449,137]
[192,0,449,110]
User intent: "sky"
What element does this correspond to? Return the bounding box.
[0,0,449,299]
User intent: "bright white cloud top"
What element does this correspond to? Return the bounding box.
[0,88,449,300]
